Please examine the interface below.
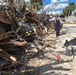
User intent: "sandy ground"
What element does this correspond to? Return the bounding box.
[27,24,76,75]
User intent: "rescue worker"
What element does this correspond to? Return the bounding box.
[50,13,53,19]
[55,12,61,37]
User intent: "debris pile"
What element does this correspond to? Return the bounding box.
[0,5,55,75]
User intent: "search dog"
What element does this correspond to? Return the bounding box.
[62,38,76,60]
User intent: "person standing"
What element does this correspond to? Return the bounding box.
[55,13,61,37]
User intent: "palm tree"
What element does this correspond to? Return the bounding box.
[69,2,75,11]
[62,2,75,16]
[27,0,43,13]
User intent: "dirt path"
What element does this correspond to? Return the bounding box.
[27,24,76,75]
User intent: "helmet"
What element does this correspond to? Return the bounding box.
[56,12,59,16]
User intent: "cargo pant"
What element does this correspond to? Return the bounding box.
[55,21,60,37]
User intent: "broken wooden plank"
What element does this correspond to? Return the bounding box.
[0,11,11,24]
[0,33,10,42]
[0,49,26,66]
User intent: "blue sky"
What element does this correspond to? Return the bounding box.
[24,0,76,14]
[43,0,76,5]
[40,0,76,14]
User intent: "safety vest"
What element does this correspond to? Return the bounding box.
[55,18,60,23]
[25,31,31,37]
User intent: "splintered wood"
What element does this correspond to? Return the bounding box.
[0,5,56,75]
[0,31,26,71]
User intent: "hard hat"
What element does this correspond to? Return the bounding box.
[56,12,59,15]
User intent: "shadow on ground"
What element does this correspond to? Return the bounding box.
[25,42,76,75]
[26,59,71,75]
